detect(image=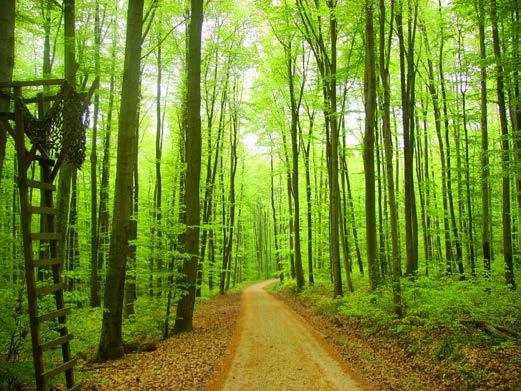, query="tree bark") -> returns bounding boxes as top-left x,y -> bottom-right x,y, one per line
287,42 -> 305,291
174,0 -> 204,332
490,0 -> 516,289
364,0 -> 380,290
56,0 -> 77,273
0,0 -> 15,180
379,0 -> 402,316
90,0 -> 101,307
97,0 -> 144,361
